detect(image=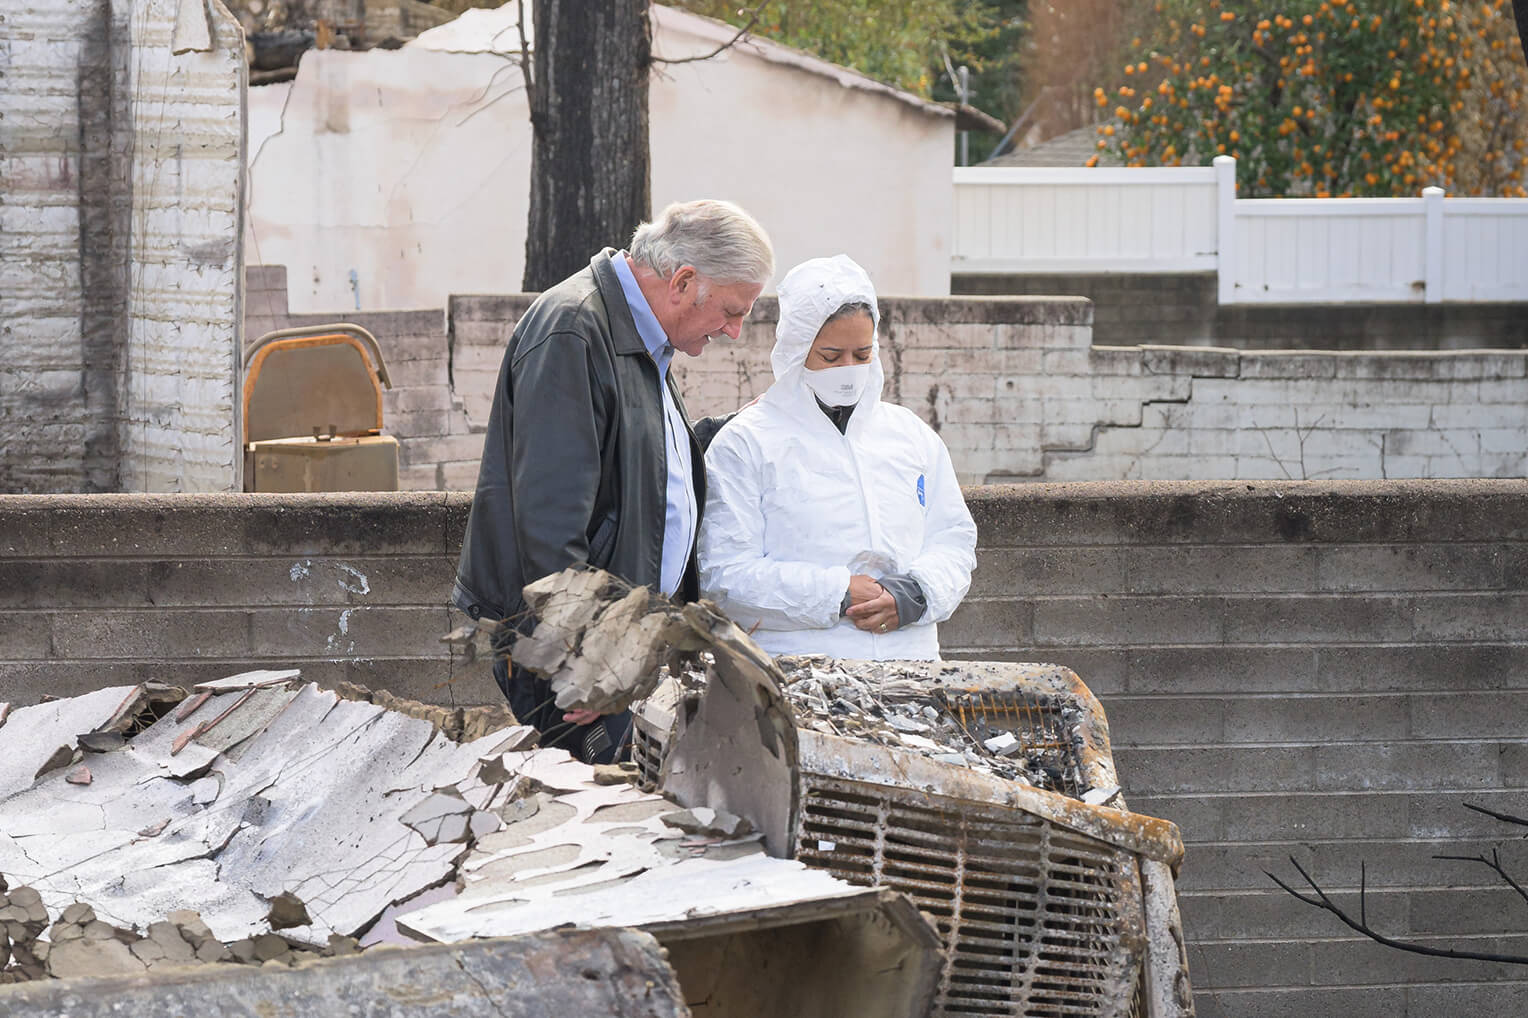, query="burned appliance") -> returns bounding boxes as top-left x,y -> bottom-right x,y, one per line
242,324 -> 398,492
634,658 -> 1193,1018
